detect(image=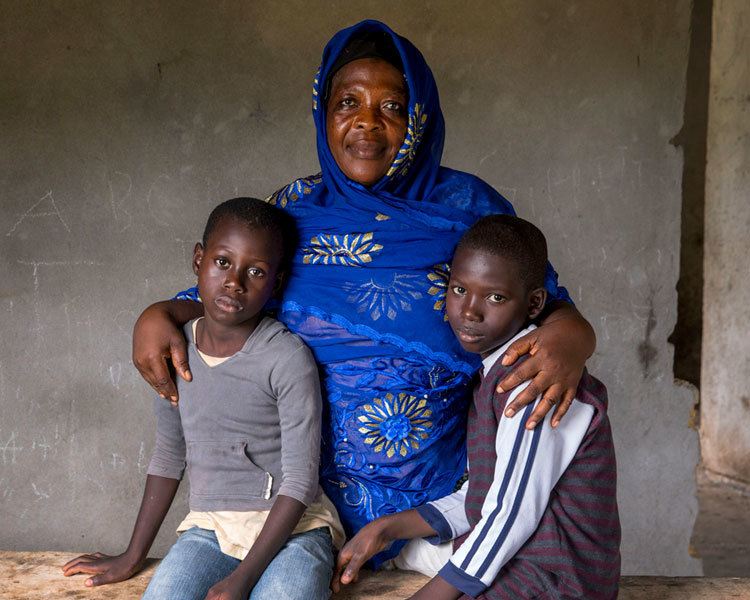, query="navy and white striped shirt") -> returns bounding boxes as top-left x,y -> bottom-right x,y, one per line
416,326 -> 620,598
